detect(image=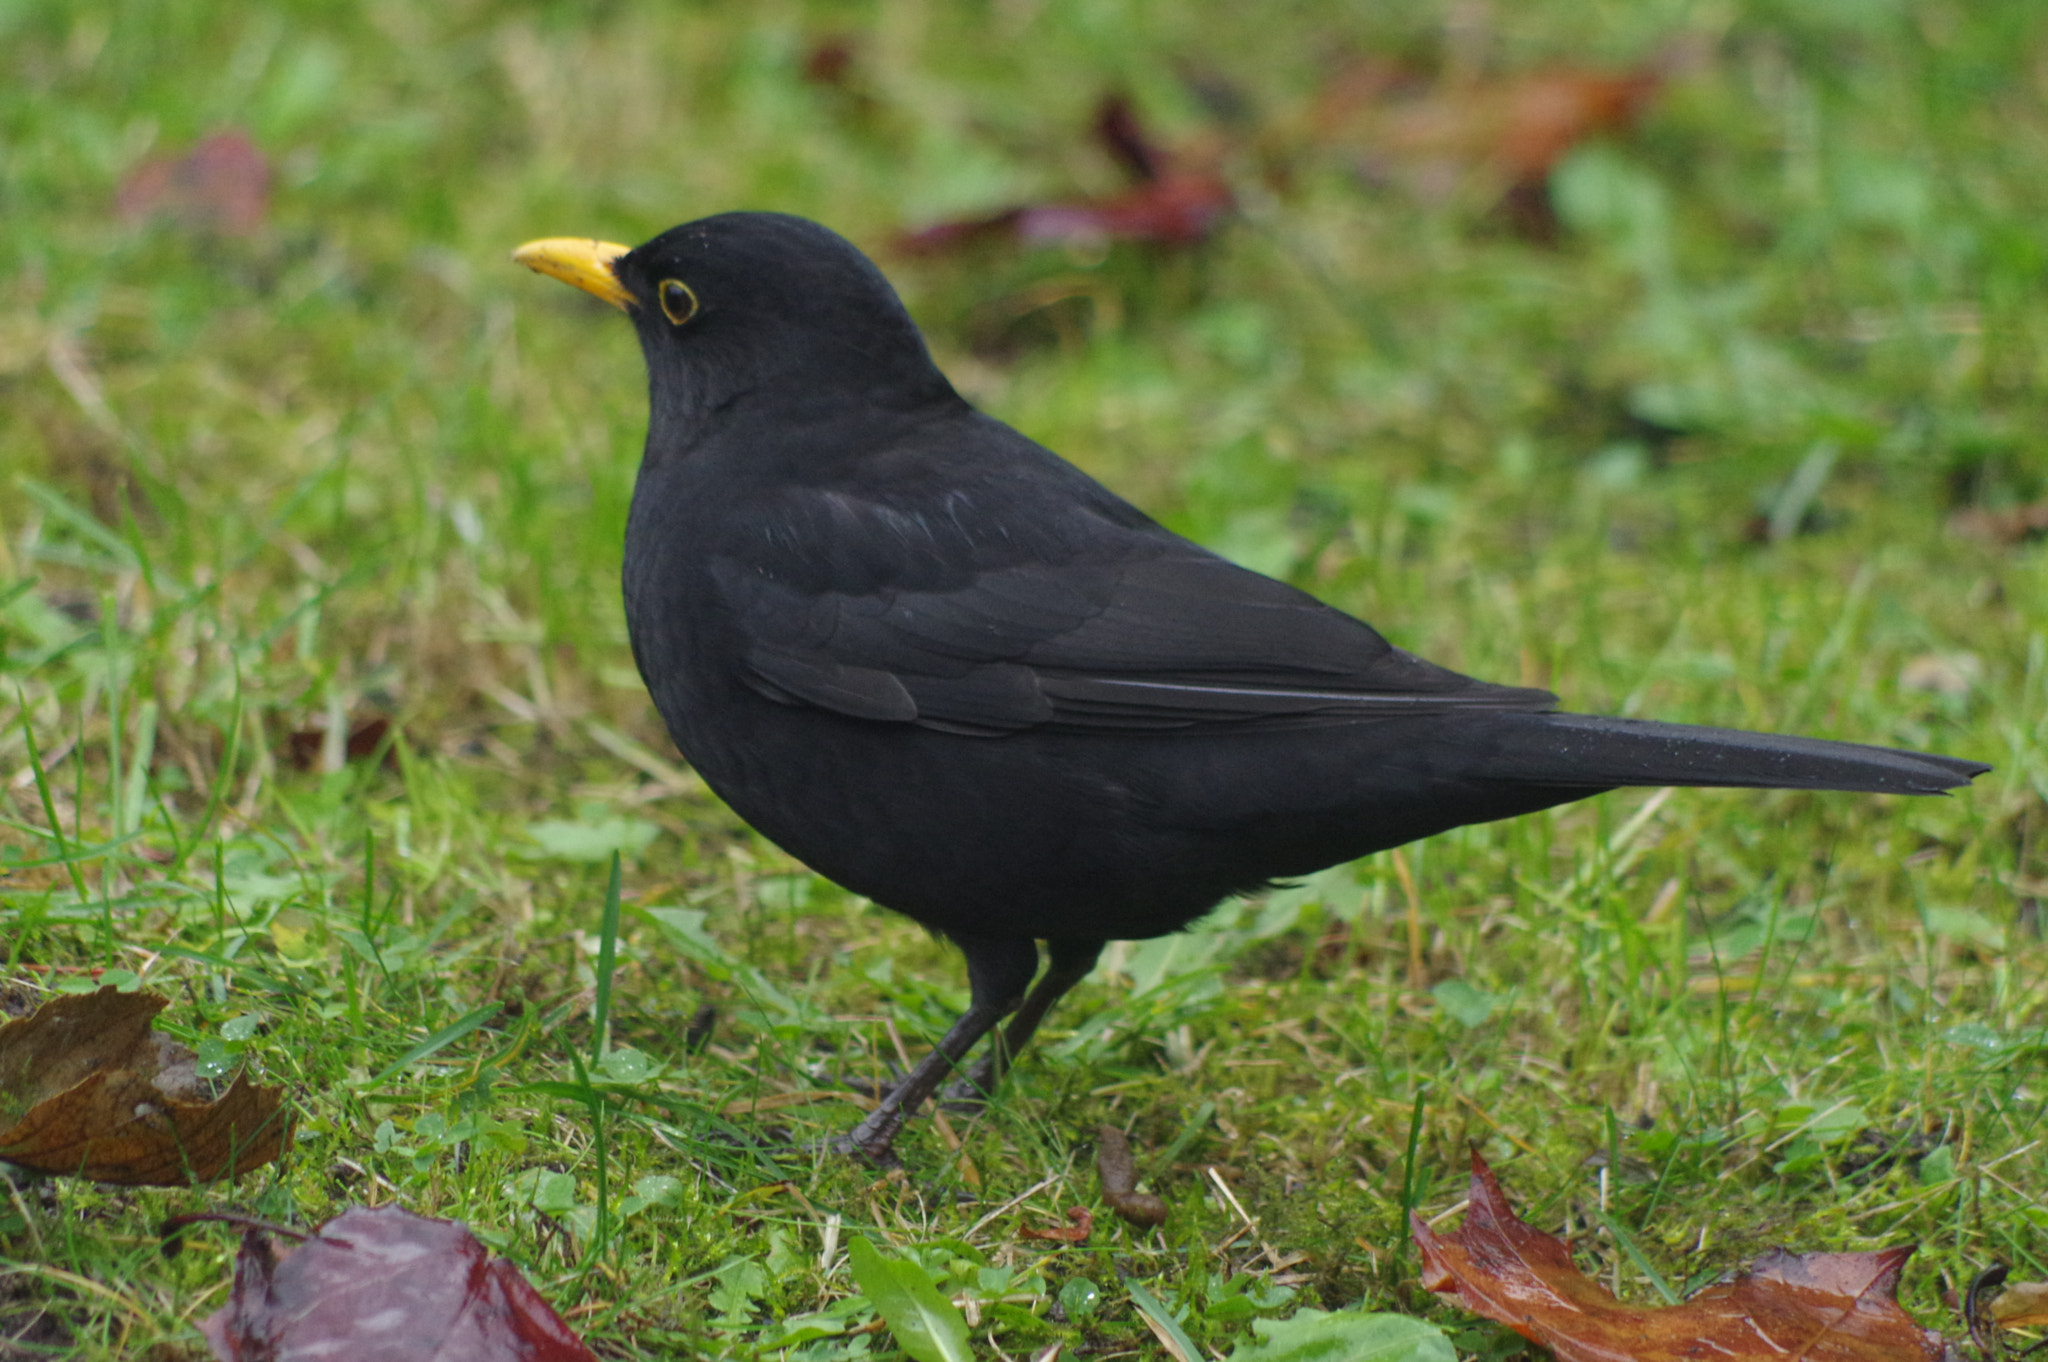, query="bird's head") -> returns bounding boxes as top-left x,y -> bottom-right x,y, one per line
513,213 -> 953,443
